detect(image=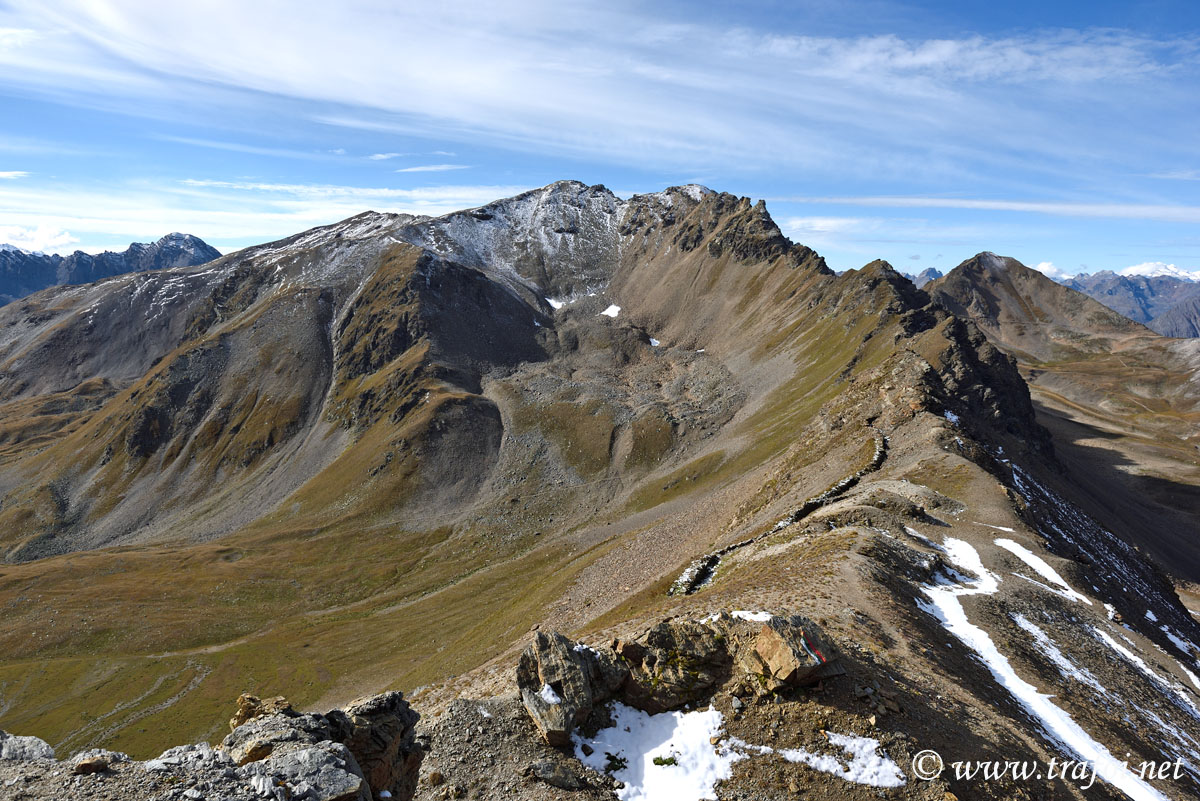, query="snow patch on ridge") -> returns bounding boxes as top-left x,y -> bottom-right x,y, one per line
995,538 -> 1091,605
778,733 -> 906,787
573,703 -> 737,801
574,702 -> 905,801
1011,614 -> 1107,695
918,536 -> 1169,801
